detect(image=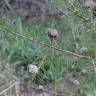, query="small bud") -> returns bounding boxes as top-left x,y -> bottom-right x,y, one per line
68,78 -> 80,86
79,47 -> 88,55
27,64 -> 38,74
48,28 -> 58,38
80,69 -> 88,75
84,0 -> 93,8
58,9 -> 65,18
38,85 -> 44,90
72,79 -> 80,86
